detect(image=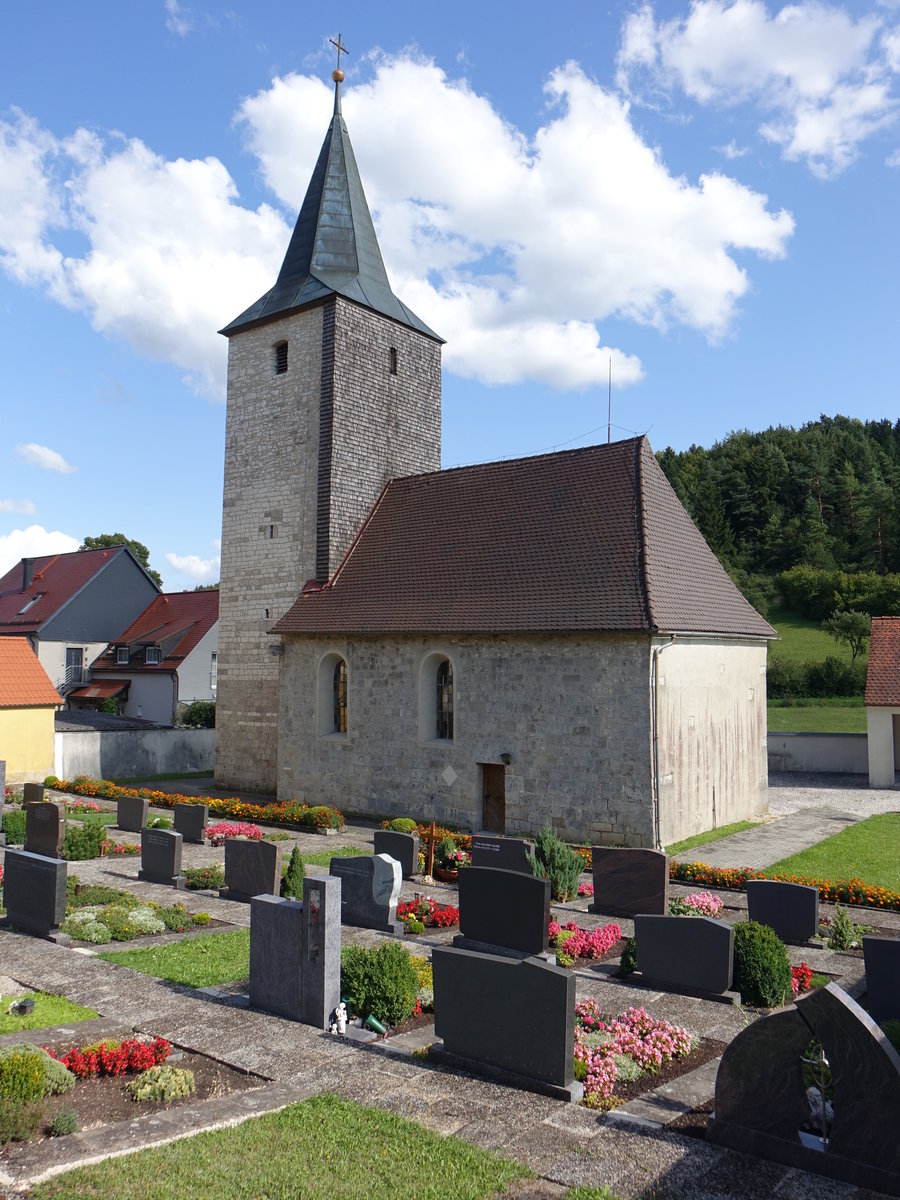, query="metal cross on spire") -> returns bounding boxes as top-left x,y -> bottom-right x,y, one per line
330,33 -> 349,74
